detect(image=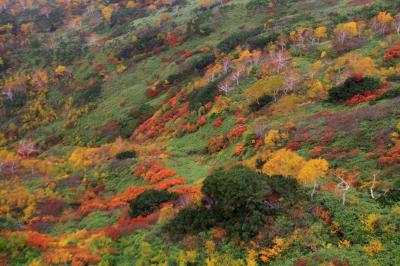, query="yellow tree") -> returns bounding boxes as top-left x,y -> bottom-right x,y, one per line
102,6 -> 113,23
334,21 -> 358,44
244,75 -> 285,103
314,26 -> 327,43
373,12 -> 393,34
262,149 -> 306,178
197,0 -> 214,9
298,158 -> 329,197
